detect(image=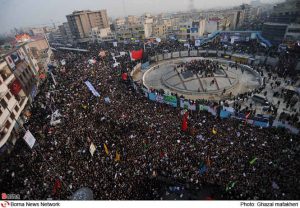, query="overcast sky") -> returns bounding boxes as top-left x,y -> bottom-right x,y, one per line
0,0 -> 282,34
